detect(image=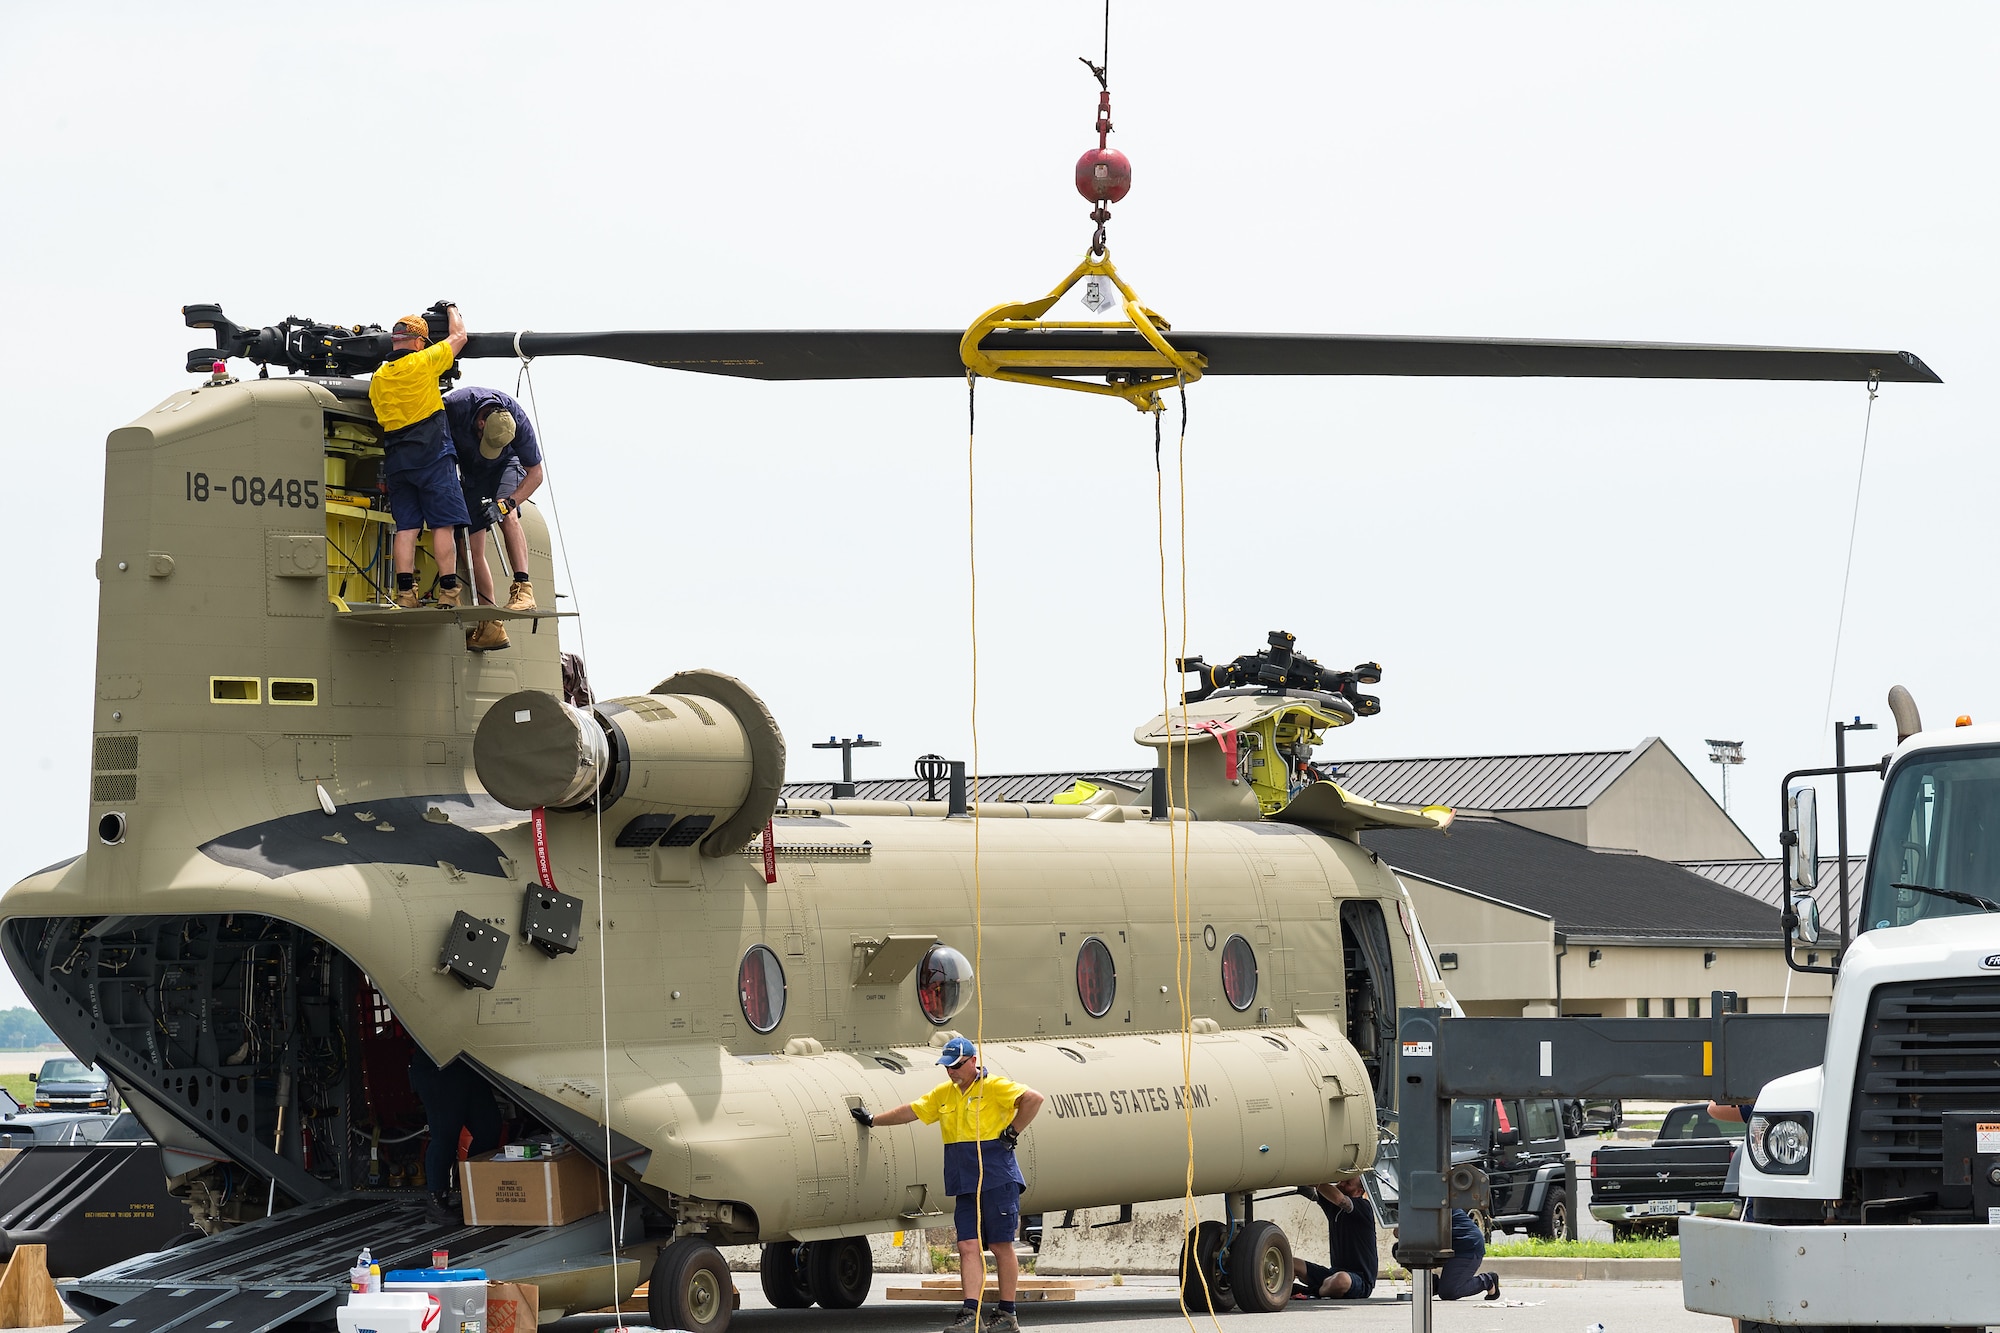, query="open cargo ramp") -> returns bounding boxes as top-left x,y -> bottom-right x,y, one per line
66,1194 -> 643,1331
